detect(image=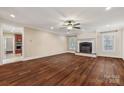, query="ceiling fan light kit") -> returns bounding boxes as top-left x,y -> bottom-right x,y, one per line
61,20 -> 81,31
67,25 -> 73,30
